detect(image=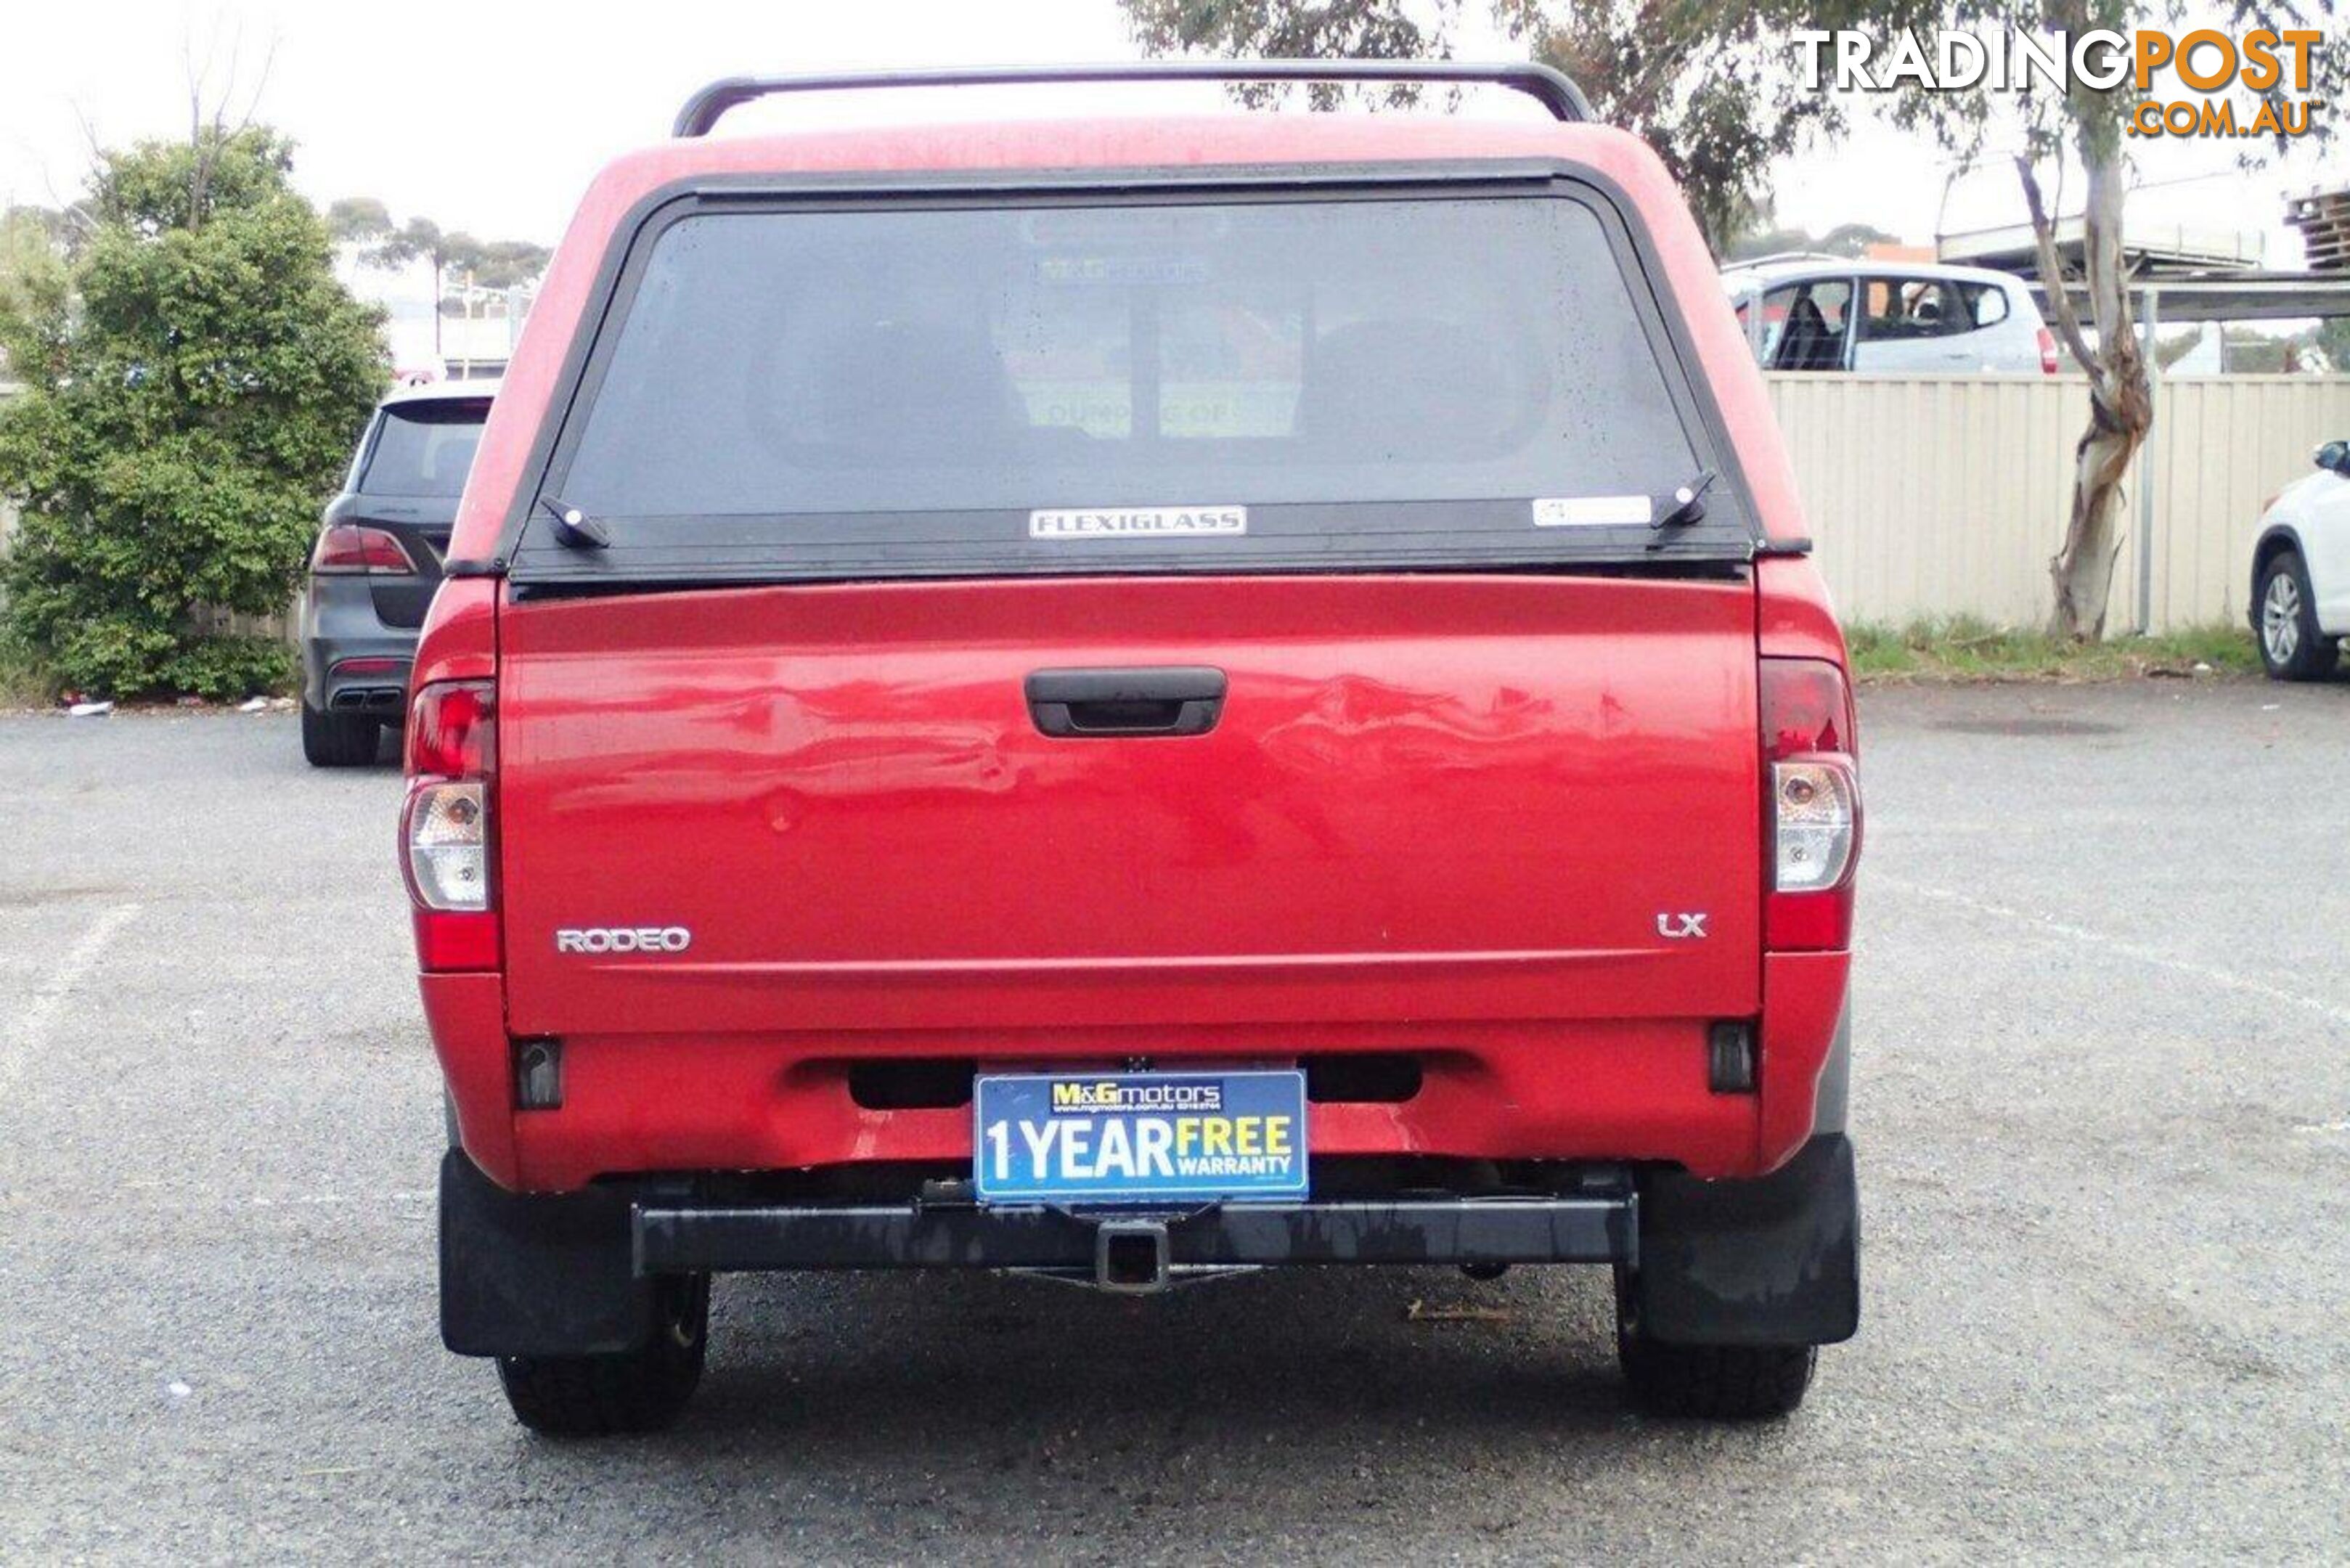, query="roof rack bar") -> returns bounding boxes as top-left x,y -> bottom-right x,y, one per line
672,60 -> 1594,139
1725,250 -> 1855,269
